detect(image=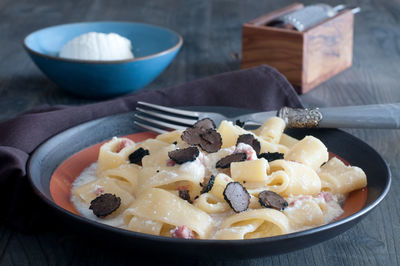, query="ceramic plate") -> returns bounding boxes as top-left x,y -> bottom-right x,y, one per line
27,106 -> 391,259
